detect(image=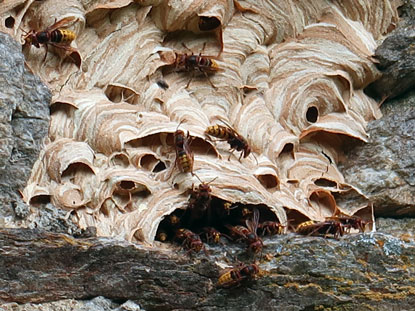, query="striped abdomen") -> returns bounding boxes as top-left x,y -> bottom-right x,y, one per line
296,220 -> 343,238
296,220 -> 317,234
50,29 -> 76,44
184,55 -> 220,72
217,270 -> 240,287
205,125 -> 230,139
177,150 -> 193,173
